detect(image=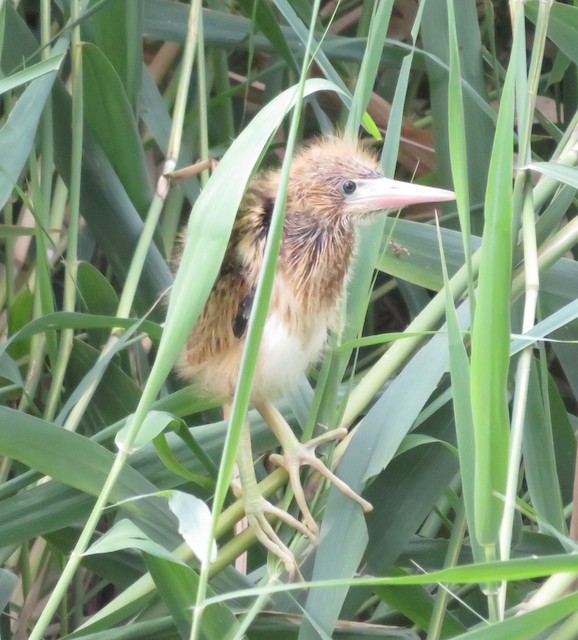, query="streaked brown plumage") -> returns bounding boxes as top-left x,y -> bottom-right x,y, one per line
179,138 -> 385,399
176,136 -> 455,572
